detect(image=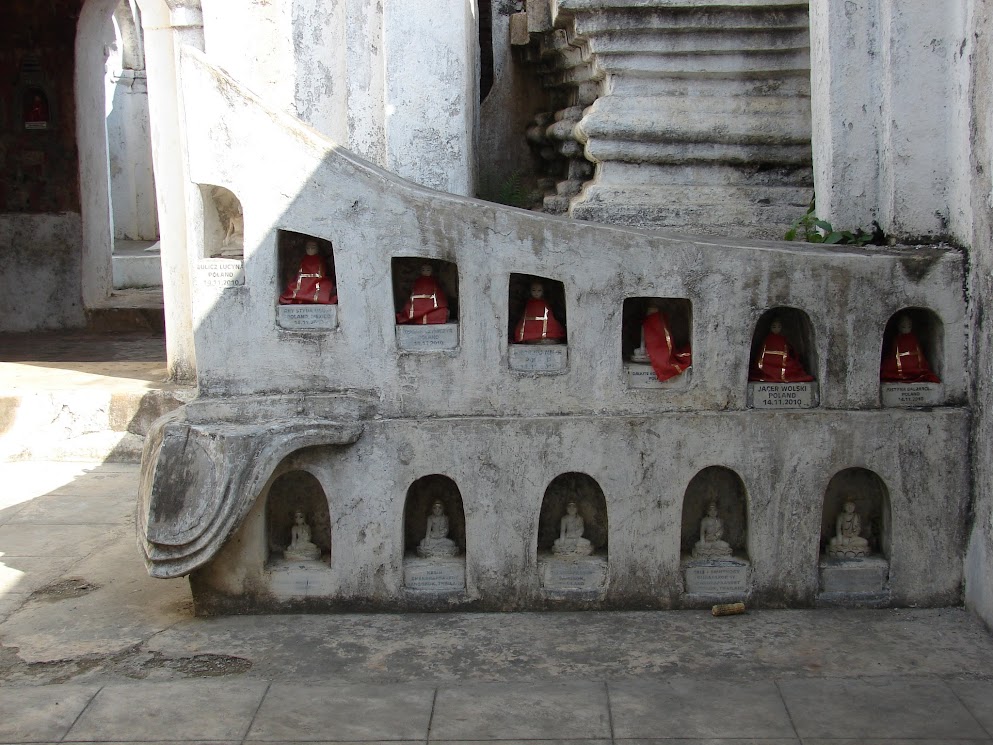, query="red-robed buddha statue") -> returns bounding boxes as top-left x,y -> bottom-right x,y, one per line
749,318 -> 814,382
880,315 -> 940,383
279,240 -> 337,304
396,264 -> 449,324
633,305 -> 691,381
513,281 -> 566,344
